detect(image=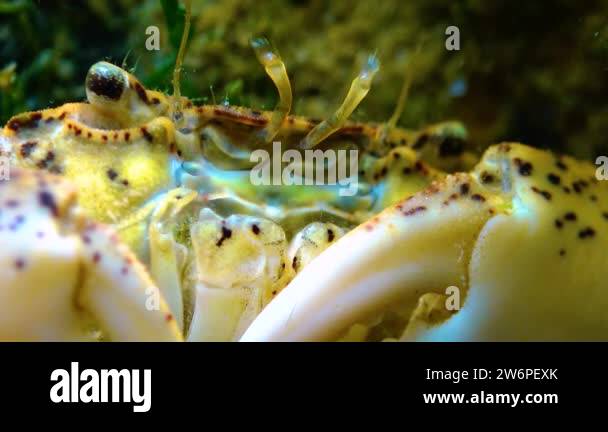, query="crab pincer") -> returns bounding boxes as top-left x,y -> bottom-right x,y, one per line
242,143 -> 608,341
0,168 -> 182,341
